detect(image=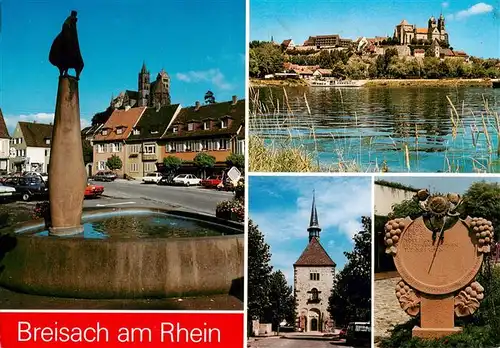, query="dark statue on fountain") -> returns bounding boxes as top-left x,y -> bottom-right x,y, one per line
49,10 -> 84,79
